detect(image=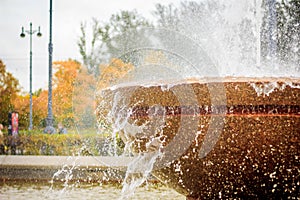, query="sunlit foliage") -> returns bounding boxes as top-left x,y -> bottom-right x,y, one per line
0,60 -> 20,127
